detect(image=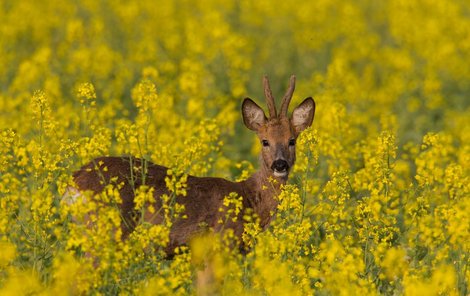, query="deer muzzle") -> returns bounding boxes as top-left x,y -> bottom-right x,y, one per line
271,159 -> 289,177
